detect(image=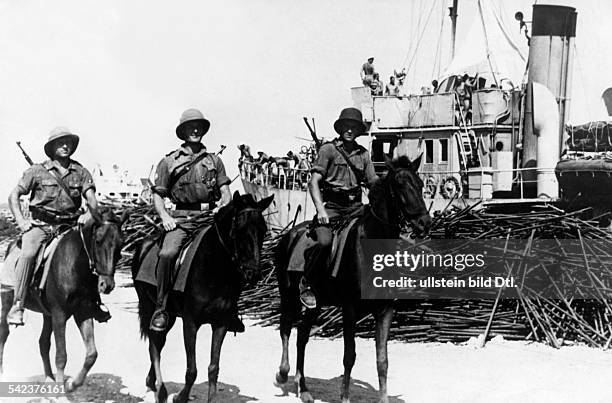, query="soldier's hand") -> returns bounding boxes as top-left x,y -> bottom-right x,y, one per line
78,210 -> 92,225
317,211 -> 330,225
161,215 -> 177,232
17,218 -> 32,232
